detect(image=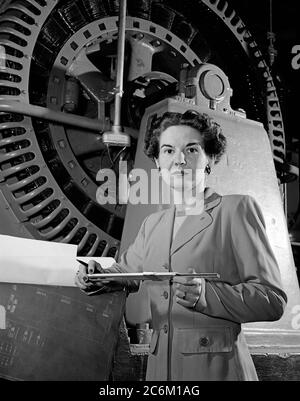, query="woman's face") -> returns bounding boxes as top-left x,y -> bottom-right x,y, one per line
156,124 -> 209,192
